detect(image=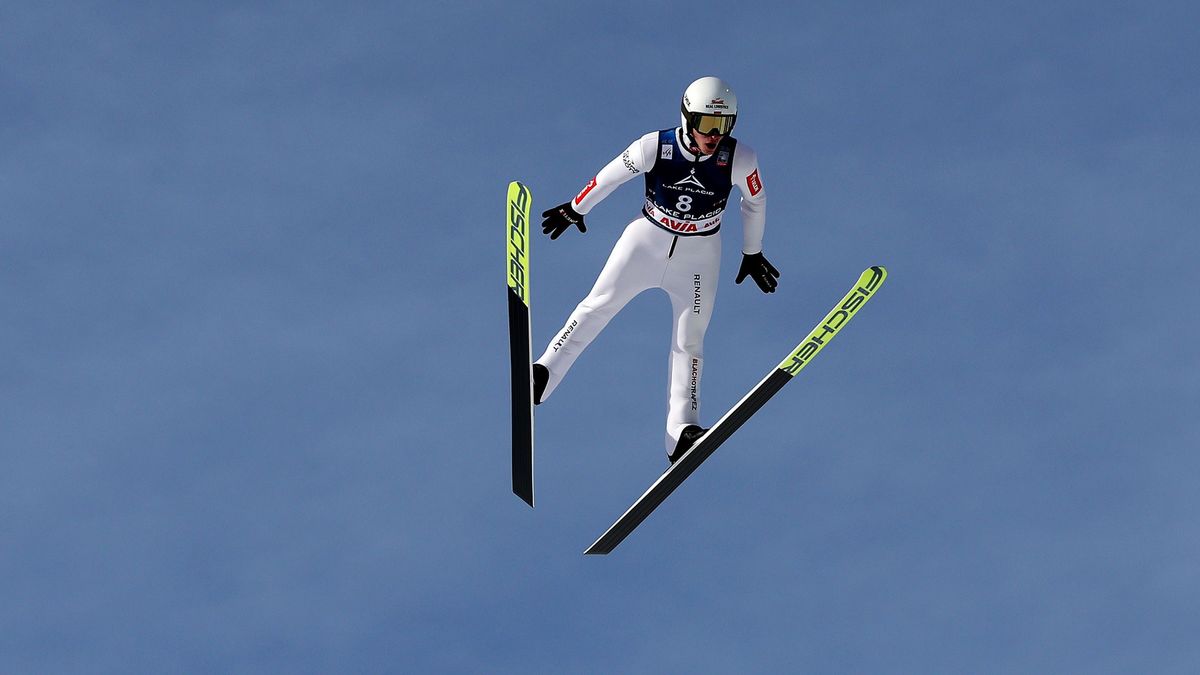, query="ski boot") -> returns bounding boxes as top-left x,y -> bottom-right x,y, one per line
533,363 -> 548,405
668,425 -> 709,464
